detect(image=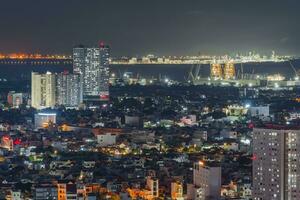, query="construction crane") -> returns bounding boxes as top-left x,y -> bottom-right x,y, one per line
289,60 -> 300,80
187,64 -> 201,84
